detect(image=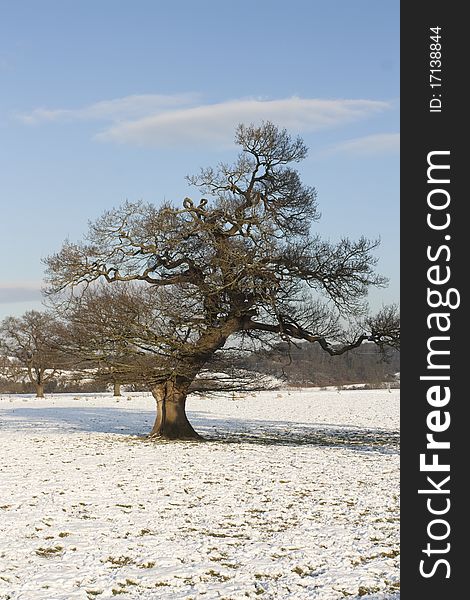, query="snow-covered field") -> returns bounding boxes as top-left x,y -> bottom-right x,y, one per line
0,389 -> 399,600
